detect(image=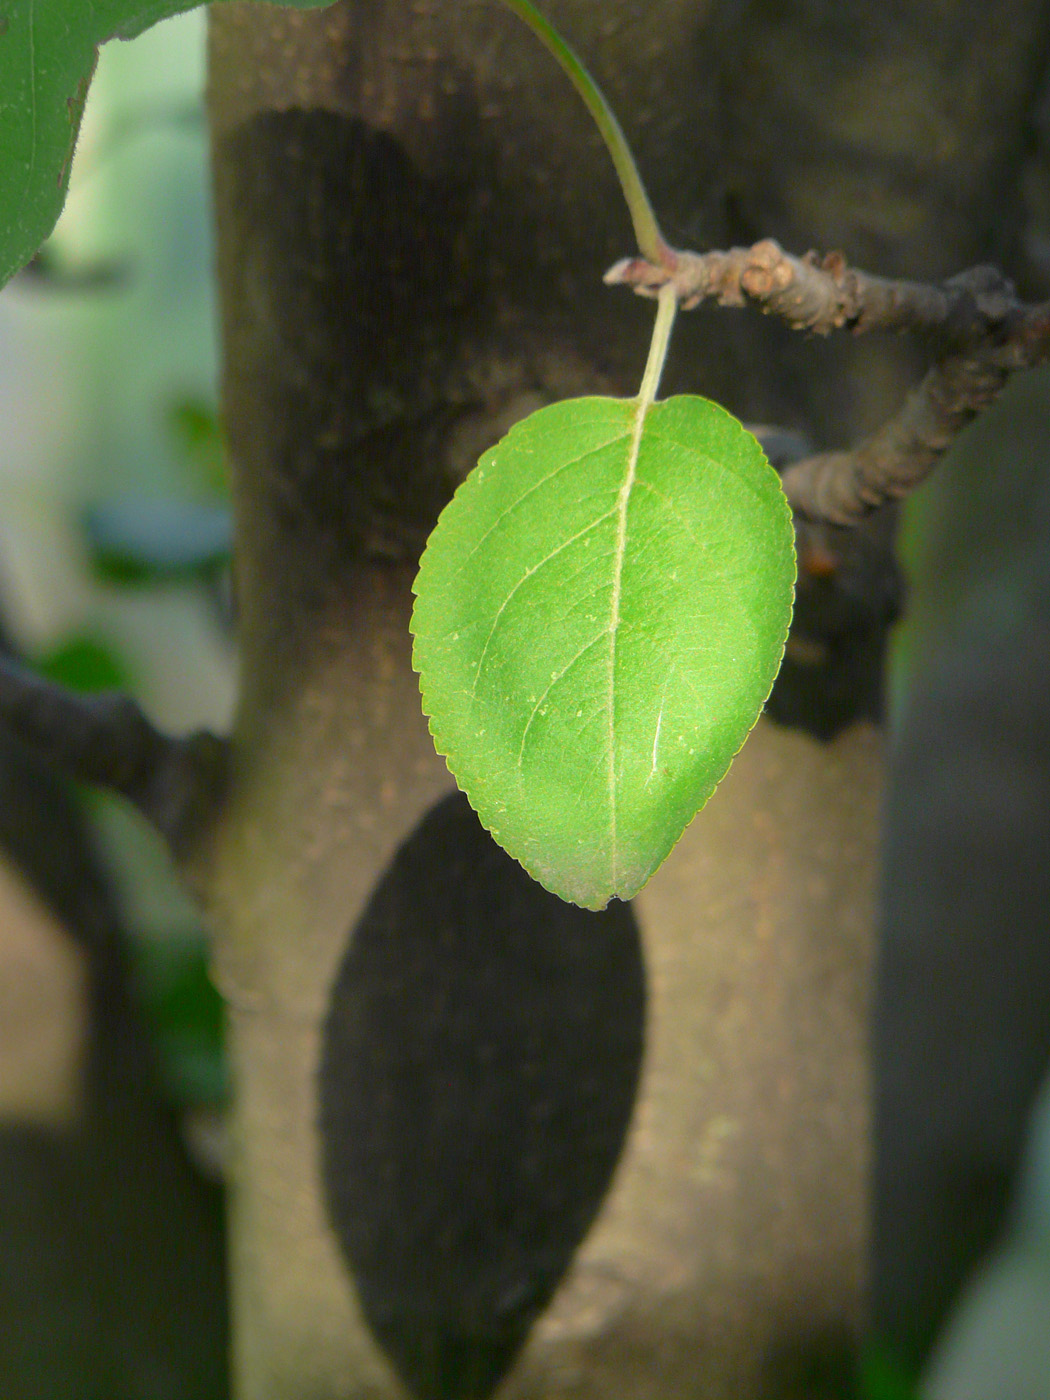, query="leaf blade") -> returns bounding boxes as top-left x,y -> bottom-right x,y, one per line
412,395 -> 796,909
